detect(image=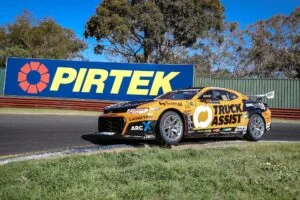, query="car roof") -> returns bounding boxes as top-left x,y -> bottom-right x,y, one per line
175,87 -> 241,96
173,87 -> 204,92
